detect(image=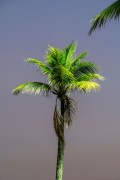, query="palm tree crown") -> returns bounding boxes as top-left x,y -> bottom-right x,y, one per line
89,0 -> 120,35
12,41 -> 104,142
